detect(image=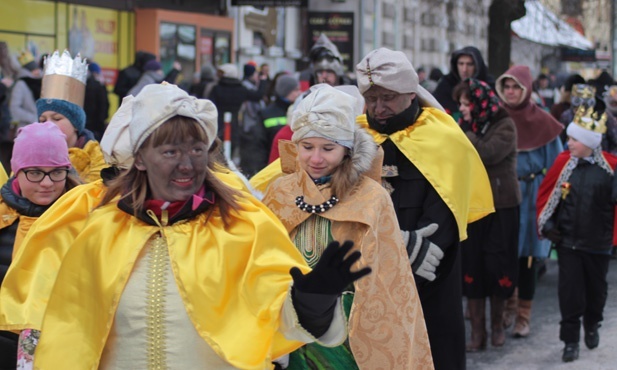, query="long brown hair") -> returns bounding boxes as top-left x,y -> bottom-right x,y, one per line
99,116 -> 241,226
329,150 -> 355,199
